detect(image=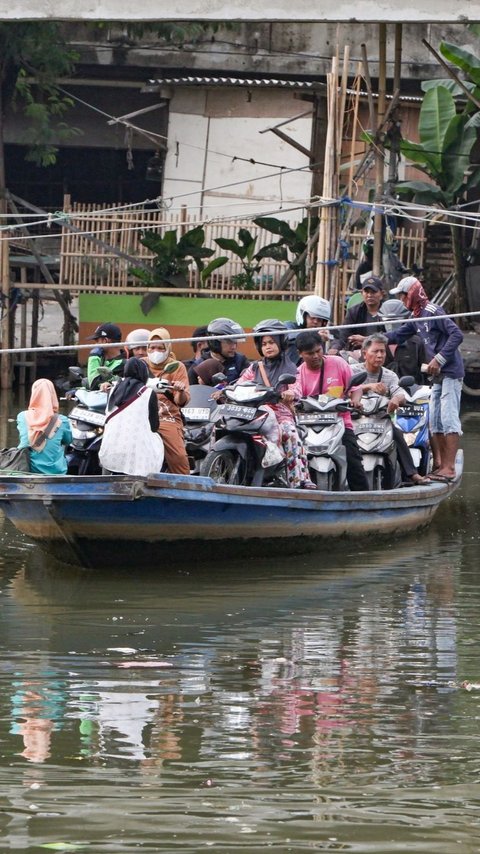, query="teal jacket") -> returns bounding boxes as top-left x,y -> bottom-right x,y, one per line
17,412 -> 72,475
